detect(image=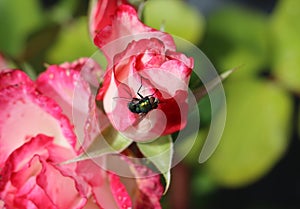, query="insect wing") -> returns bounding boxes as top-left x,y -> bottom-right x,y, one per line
131,98 -> 140,104
112,97 -> 132,102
